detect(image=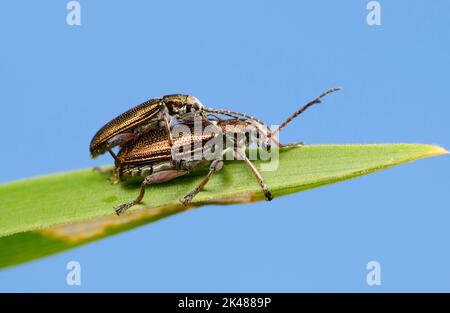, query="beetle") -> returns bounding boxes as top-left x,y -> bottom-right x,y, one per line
89,94 -> 206,159
112,117 -> 271,215
110,87 -> 341,215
